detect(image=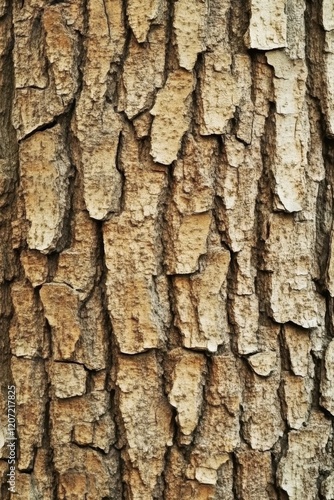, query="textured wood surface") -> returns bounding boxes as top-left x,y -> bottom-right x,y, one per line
1,0 -> 334,498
